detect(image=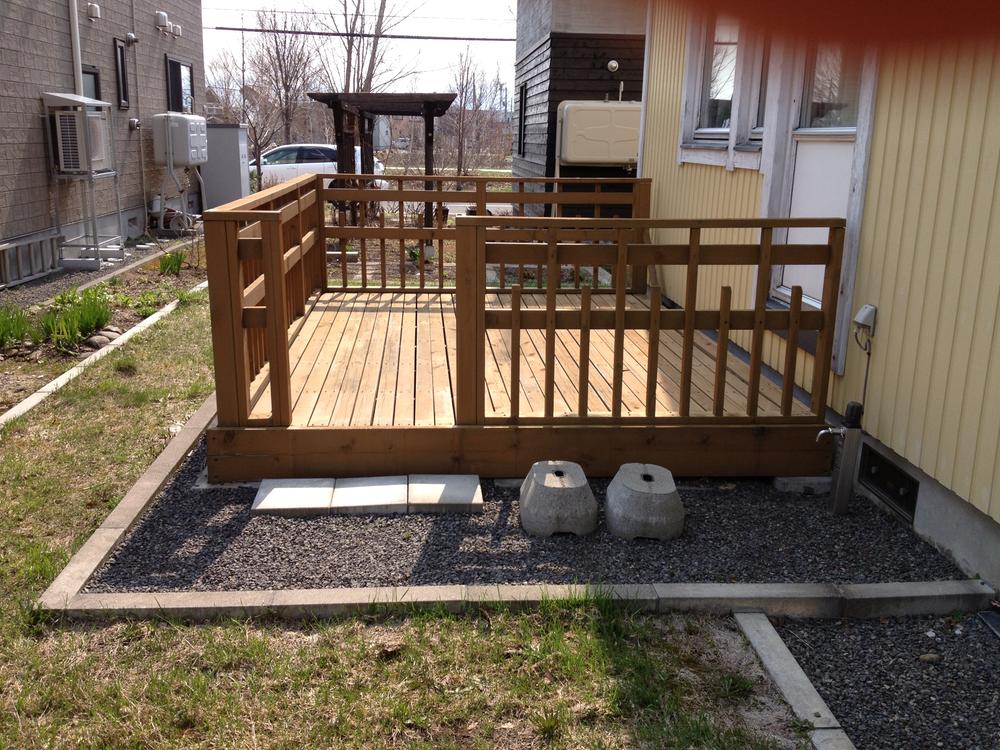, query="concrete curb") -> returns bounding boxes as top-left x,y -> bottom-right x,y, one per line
43,578 -> 995,622
736,612 -> 857,750
0,280 -> 208,429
